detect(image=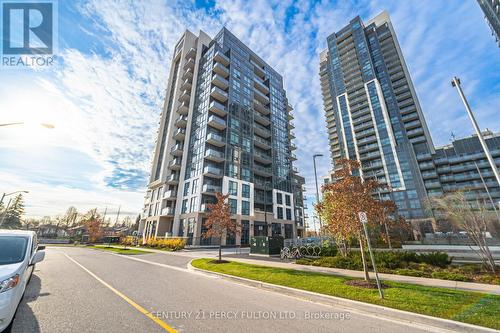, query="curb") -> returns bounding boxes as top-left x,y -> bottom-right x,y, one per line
187,259 -> 499,333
